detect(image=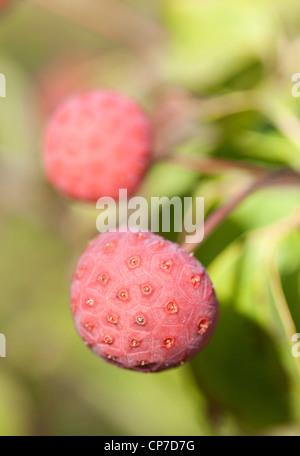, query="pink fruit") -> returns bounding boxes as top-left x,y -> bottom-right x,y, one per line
0,0 -> 9,10
43,90 -> 152,202
71,231 -> 219,373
